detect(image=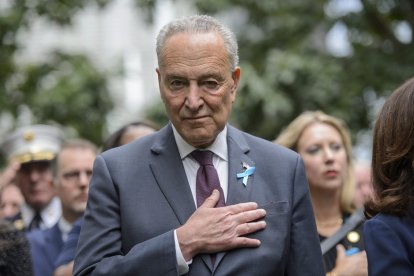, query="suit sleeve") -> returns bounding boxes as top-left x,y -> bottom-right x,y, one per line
364,218 -> 414,275
287,157 -> 325,275
73,155 -> 179,276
